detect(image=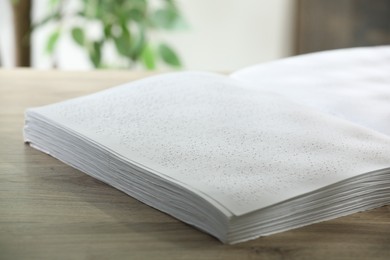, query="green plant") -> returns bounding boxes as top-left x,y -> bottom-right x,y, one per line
34,0 -> 187,69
